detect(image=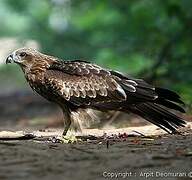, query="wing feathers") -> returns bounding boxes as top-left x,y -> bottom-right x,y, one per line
49,61 -> 111,76
47,61 -> 185,116
45,70 -> 127,106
